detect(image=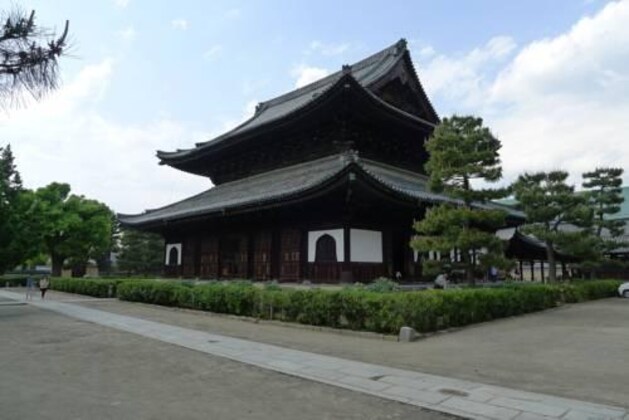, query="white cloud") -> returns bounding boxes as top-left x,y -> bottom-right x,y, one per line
171,18 -> 188,30
203,45 -> 223,60
0,60 -> 209,214
113,0 -> 130,9
291,65 -> 330,88
117,26 -> 136,42
418,36 -> 516,107
308,40 -> 350,56
224,8 -> 241,19
417,0 -> 629,187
